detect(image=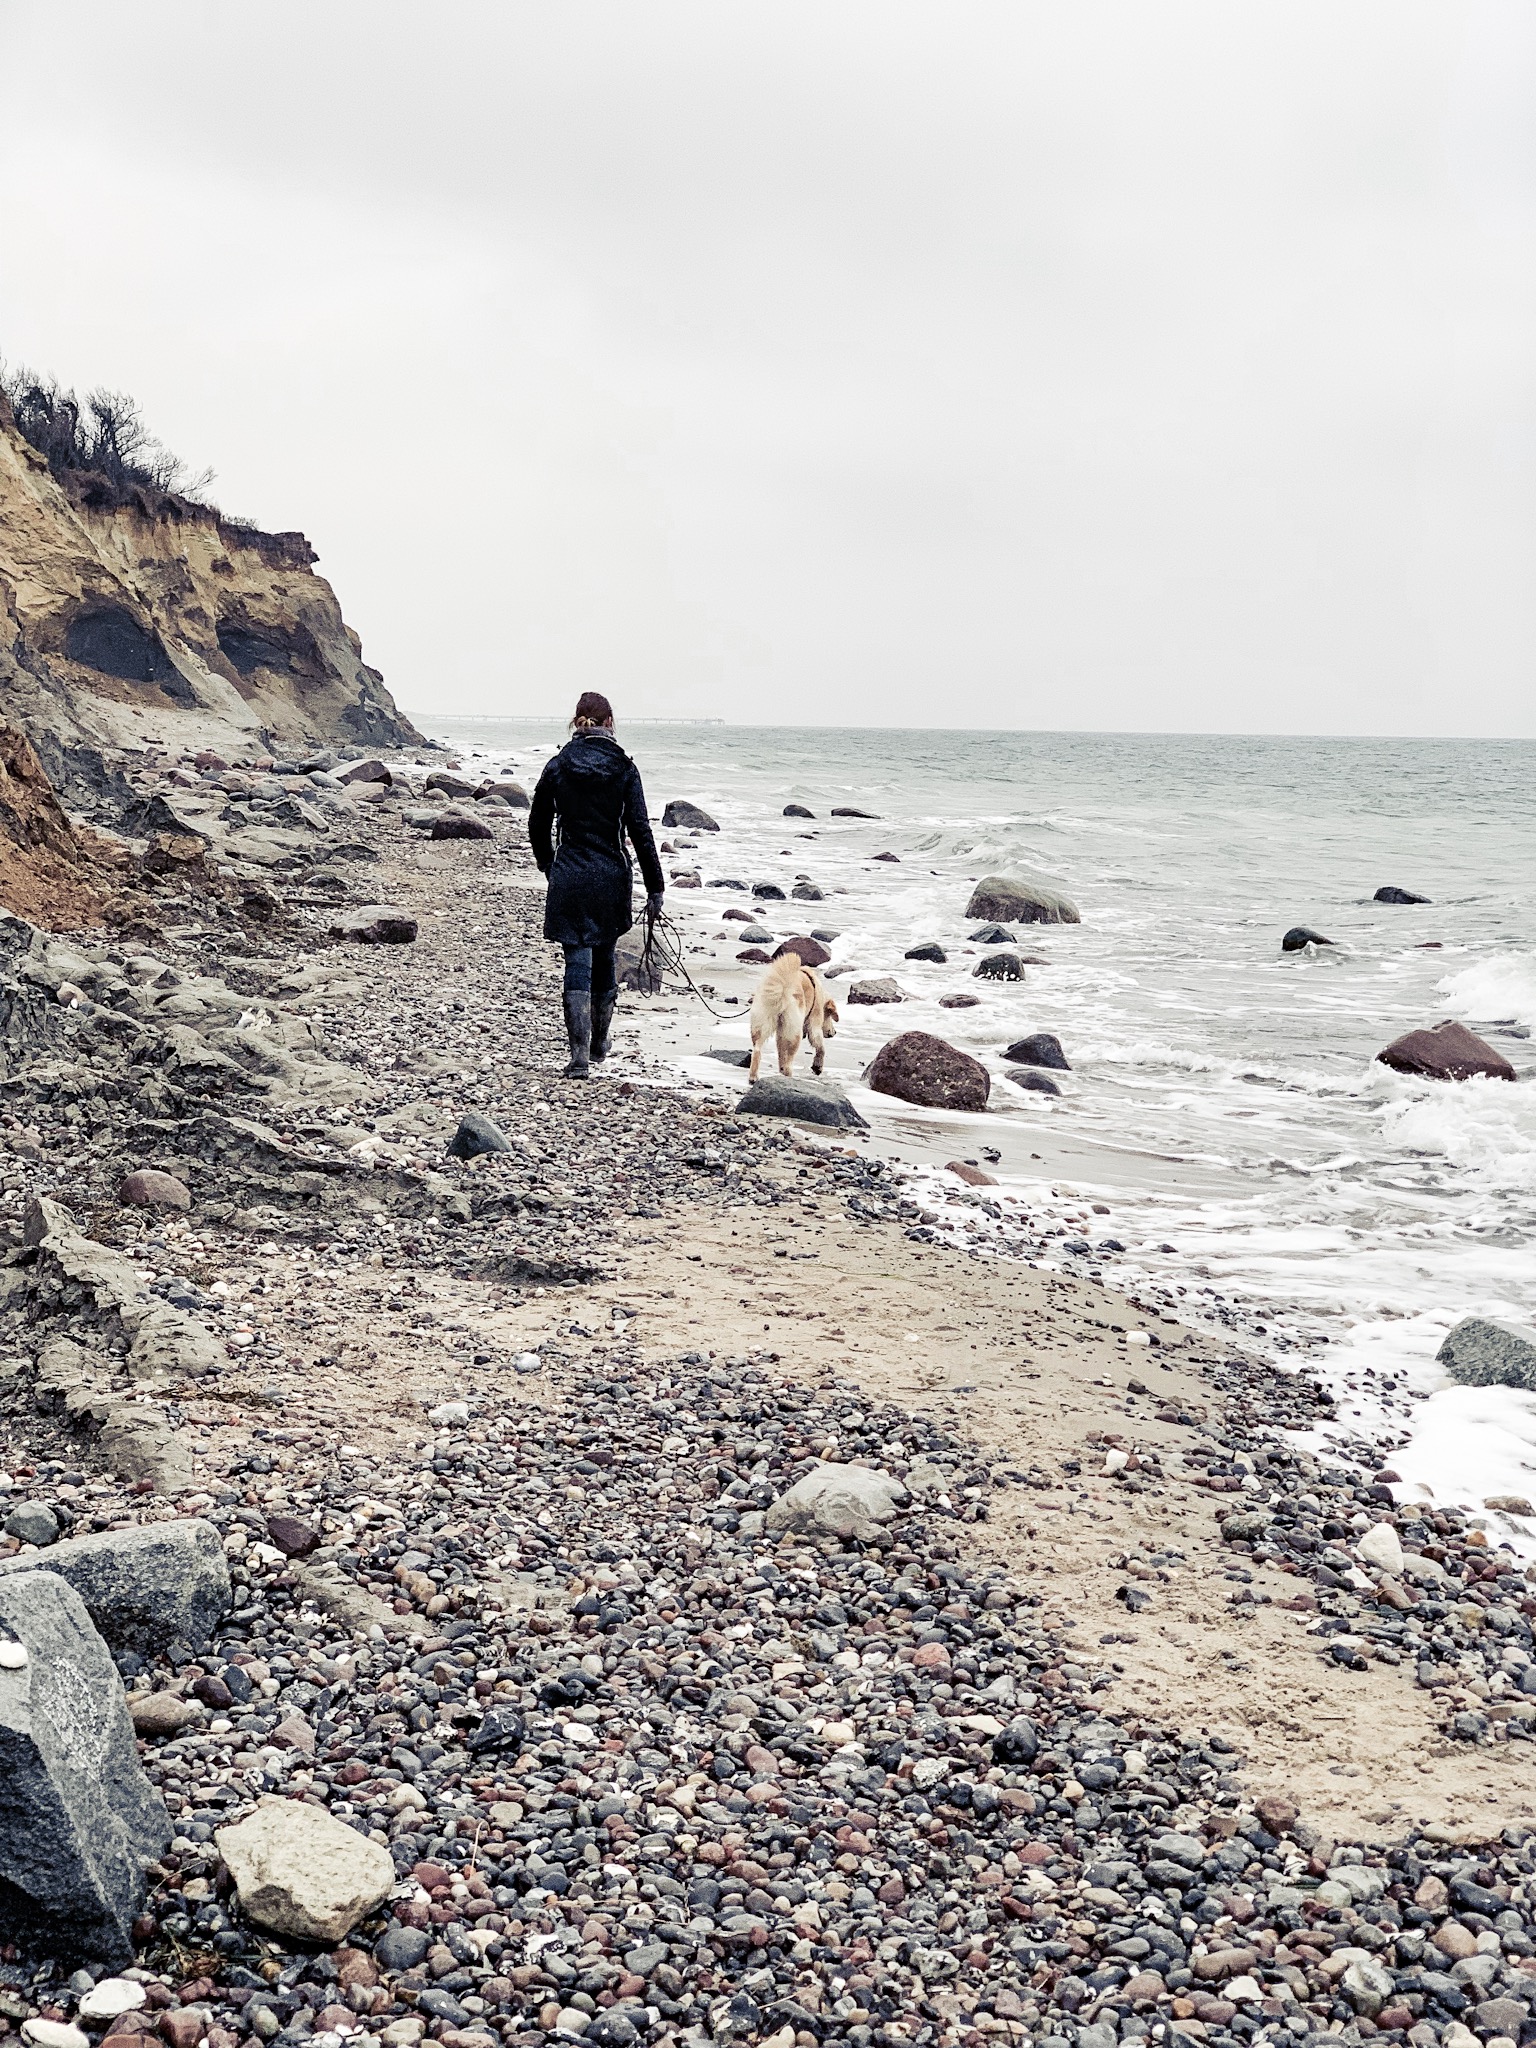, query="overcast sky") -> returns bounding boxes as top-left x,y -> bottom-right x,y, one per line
1,3 -> 1532,735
